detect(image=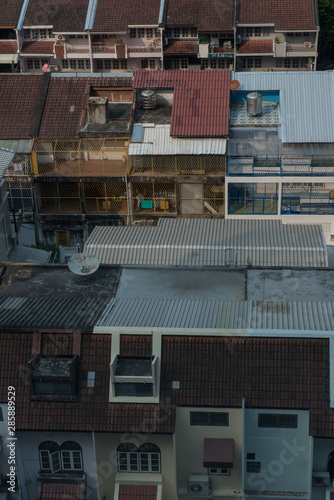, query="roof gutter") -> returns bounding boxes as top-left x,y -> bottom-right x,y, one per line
16,0 -> 30,30
29,72 -> 51,138
158,0 -> 167,27
85,0 -> 99,31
